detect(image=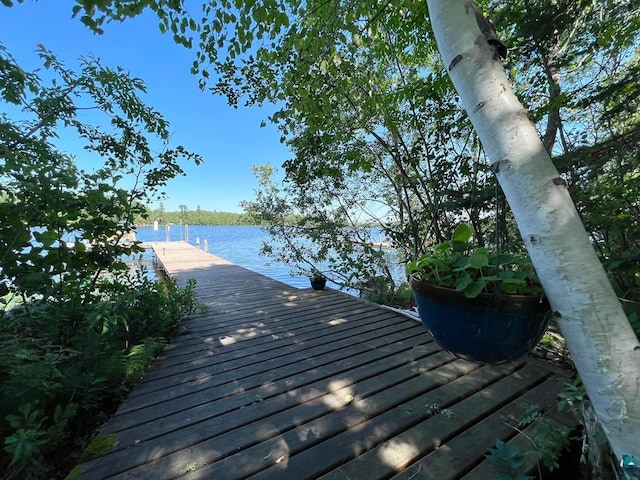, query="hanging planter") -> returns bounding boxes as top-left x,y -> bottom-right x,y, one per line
310,276 -> 327,290
407,224 -> 551,364
409,276 -> 550,363
309,268 -> 327,290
